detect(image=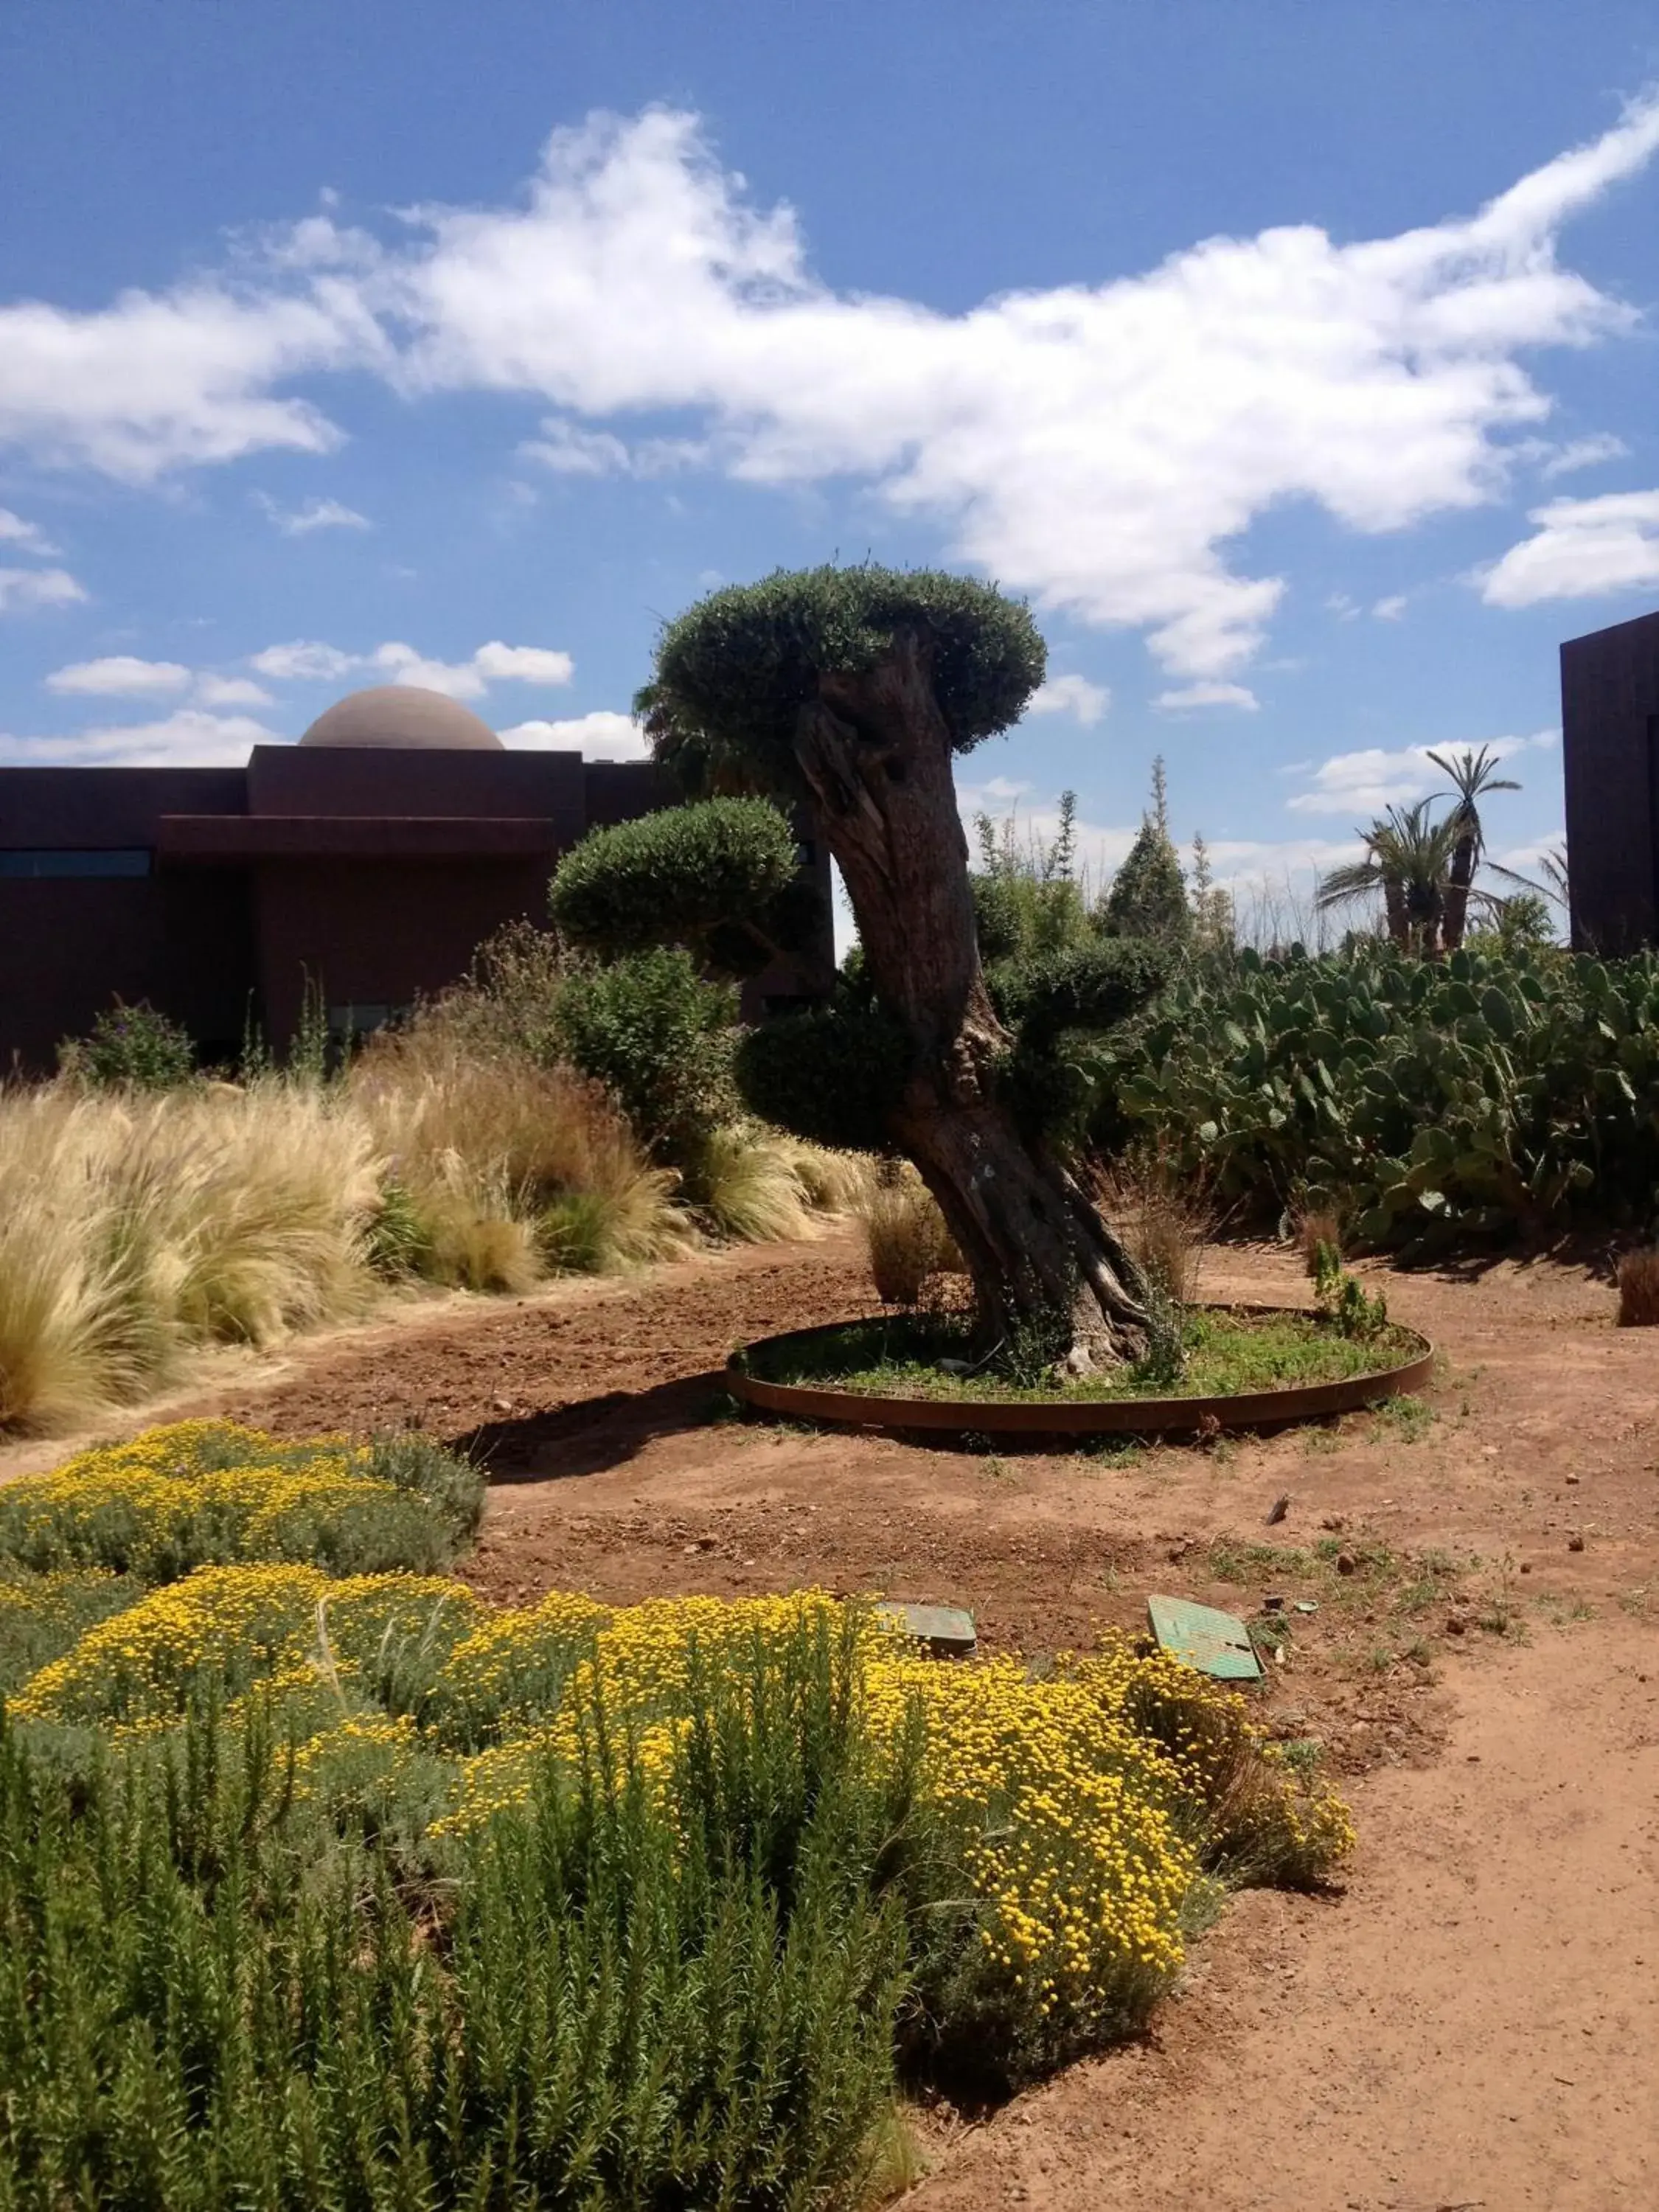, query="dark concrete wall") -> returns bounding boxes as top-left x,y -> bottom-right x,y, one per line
1561,609 -> 1659,953
0,768 -> 256,1069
